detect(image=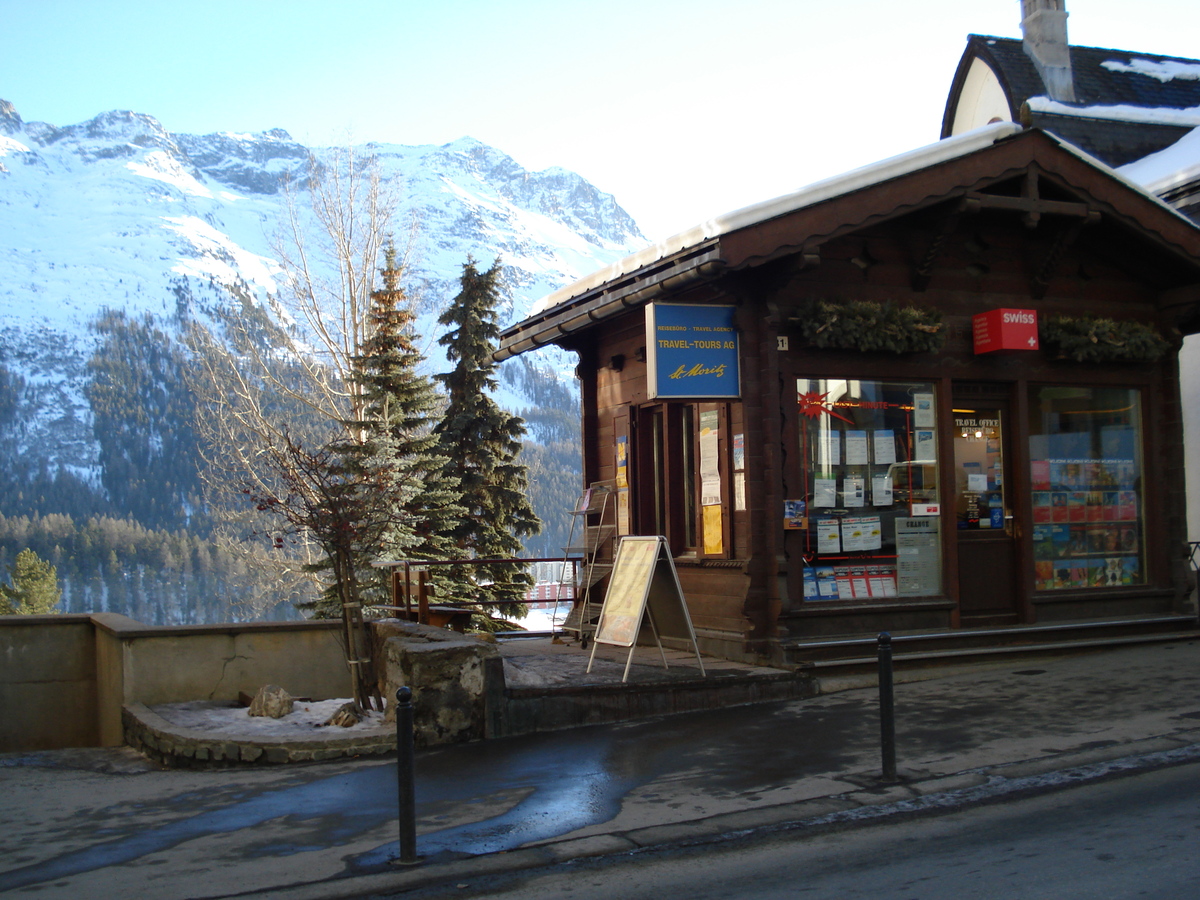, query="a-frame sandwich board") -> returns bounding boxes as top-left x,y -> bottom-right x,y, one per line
586,535 -> 706,682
